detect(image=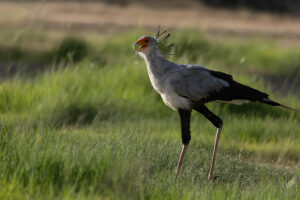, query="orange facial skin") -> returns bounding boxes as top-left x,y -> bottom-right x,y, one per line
136,37 -> 151,51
